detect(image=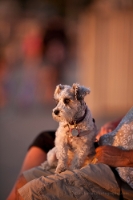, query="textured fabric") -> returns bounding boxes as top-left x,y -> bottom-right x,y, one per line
23,165 -> 55,182
19,164 -> 122,200
100,107 -> 133,189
